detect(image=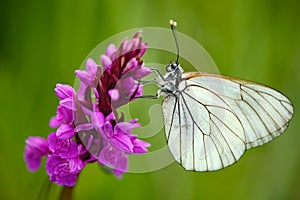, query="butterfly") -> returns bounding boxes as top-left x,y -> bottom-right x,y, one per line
152,20 -> 294,171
